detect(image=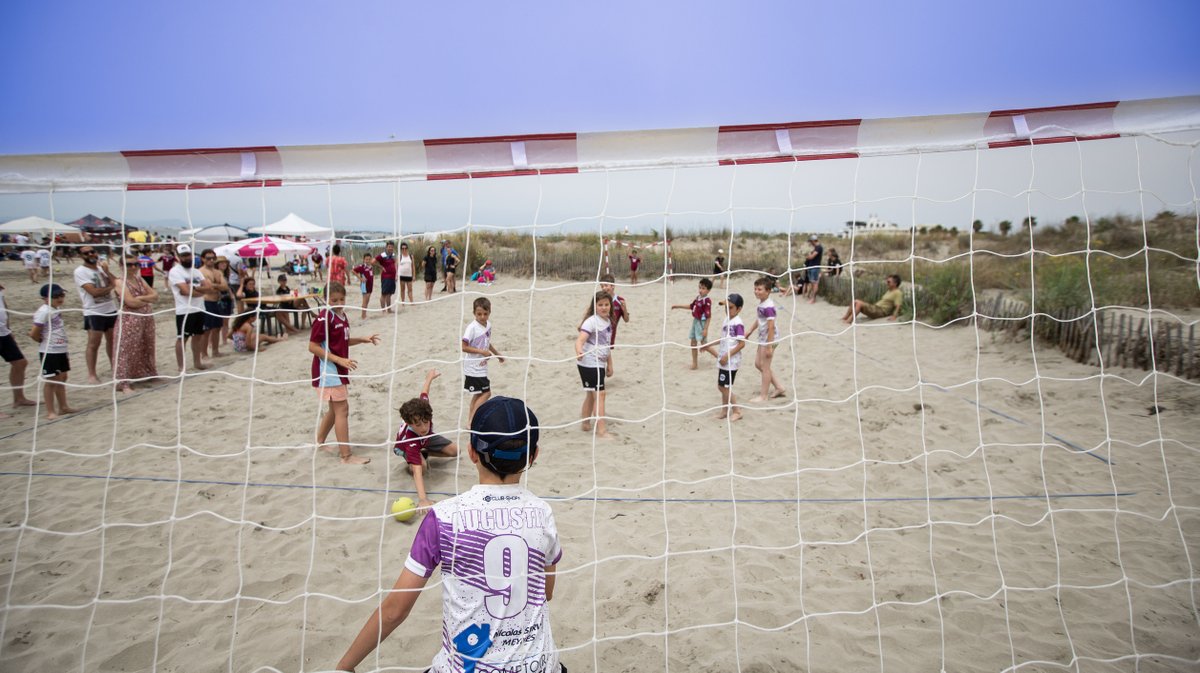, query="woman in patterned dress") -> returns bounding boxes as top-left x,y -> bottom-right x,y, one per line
113,253 -> 159,392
